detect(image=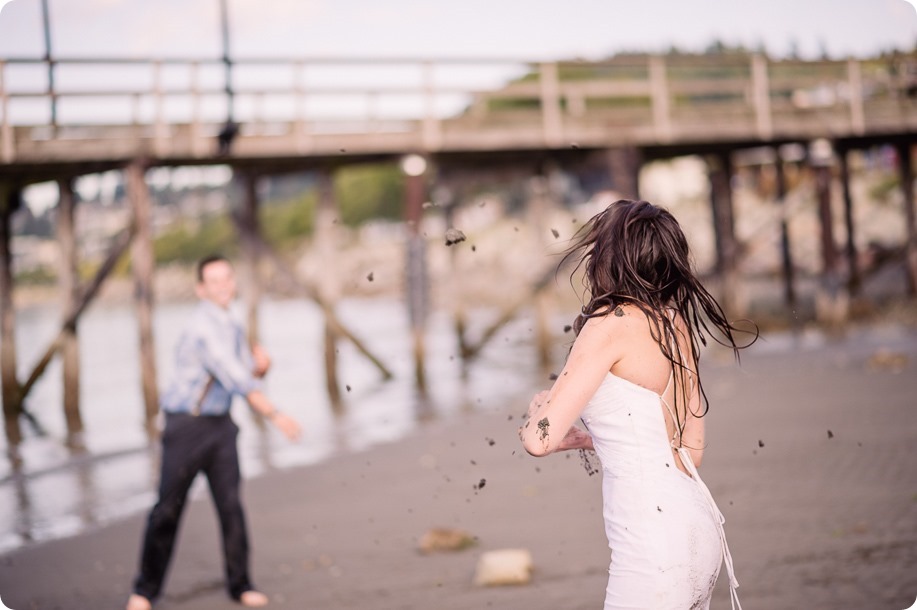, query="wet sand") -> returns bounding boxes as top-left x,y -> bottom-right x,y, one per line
1,325 -> 916,610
